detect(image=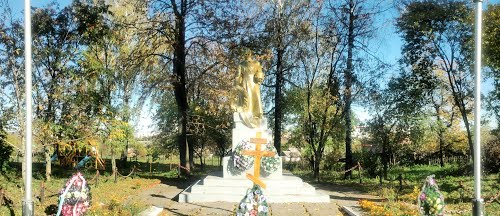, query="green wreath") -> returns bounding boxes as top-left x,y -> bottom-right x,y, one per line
261,143 -> 280,174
